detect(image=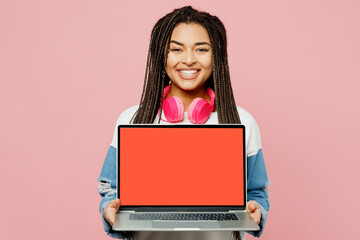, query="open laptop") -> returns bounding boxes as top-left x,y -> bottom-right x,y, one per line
113,124 -> 259,231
